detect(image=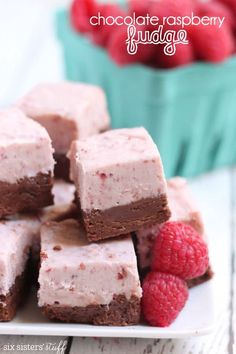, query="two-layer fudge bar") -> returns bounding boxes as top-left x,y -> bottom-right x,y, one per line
69,127 -> 171,242
32,181 -> 77,277
0,216 -> 41,321
0,108 -> 54,218
17,82 -> 110,180
136,177 -> 213,286
38,219 -> 142,325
